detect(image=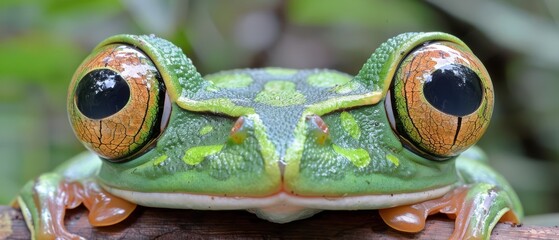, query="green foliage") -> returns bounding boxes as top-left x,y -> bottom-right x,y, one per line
288,0 -> 436,28
0,36 -> 82,86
